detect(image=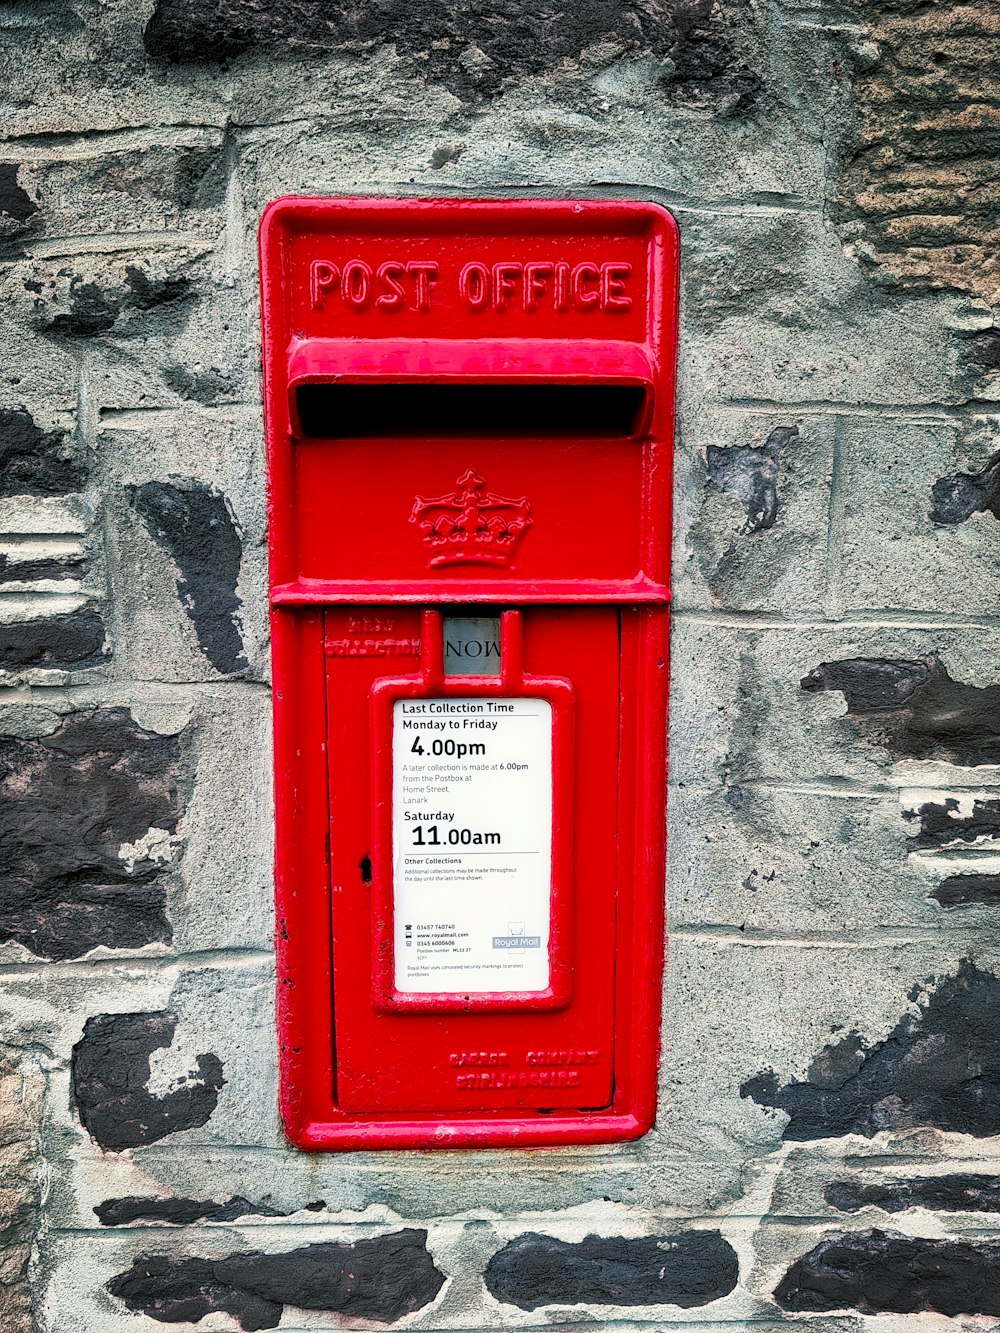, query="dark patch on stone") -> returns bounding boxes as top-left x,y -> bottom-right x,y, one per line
665,17 -> 762,116
801,655 -> 1000,766
930,453 -> 1000,525
130,478 -> 246,674
96,1196 -> 286,1226
706,425 -> 797,533
742,959 -> 1000,1139
933,875 -> 1000,908
45,278 -> 118,337
34,267 -> 192,339
123,266 -> 191,310
107,1228 -> 445,1329
430,145 -> 464,169
97,1195 -> 326,1225
0,707 -> 186,960
906,795 -> 1000,849
144,0 -> 758,110
171,146 -> 229,209
484,1230 -> 739,1311
72,1011 -> 224,1150
0,408 -> 84,497
163,362 -> 235,406
0,165 -> 38,223
0,554 -> 86,583
776,1229 -> 1000,1316
0,609 -> 106,671
802,656 -> 934,713
969,329 -> 1000,371
827,1173 -> 1000,1214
